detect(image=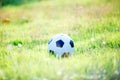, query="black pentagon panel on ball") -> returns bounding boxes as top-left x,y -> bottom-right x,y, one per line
70,40 -> 74,48
48,39 -> 53,44
56,40 -> 64,48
